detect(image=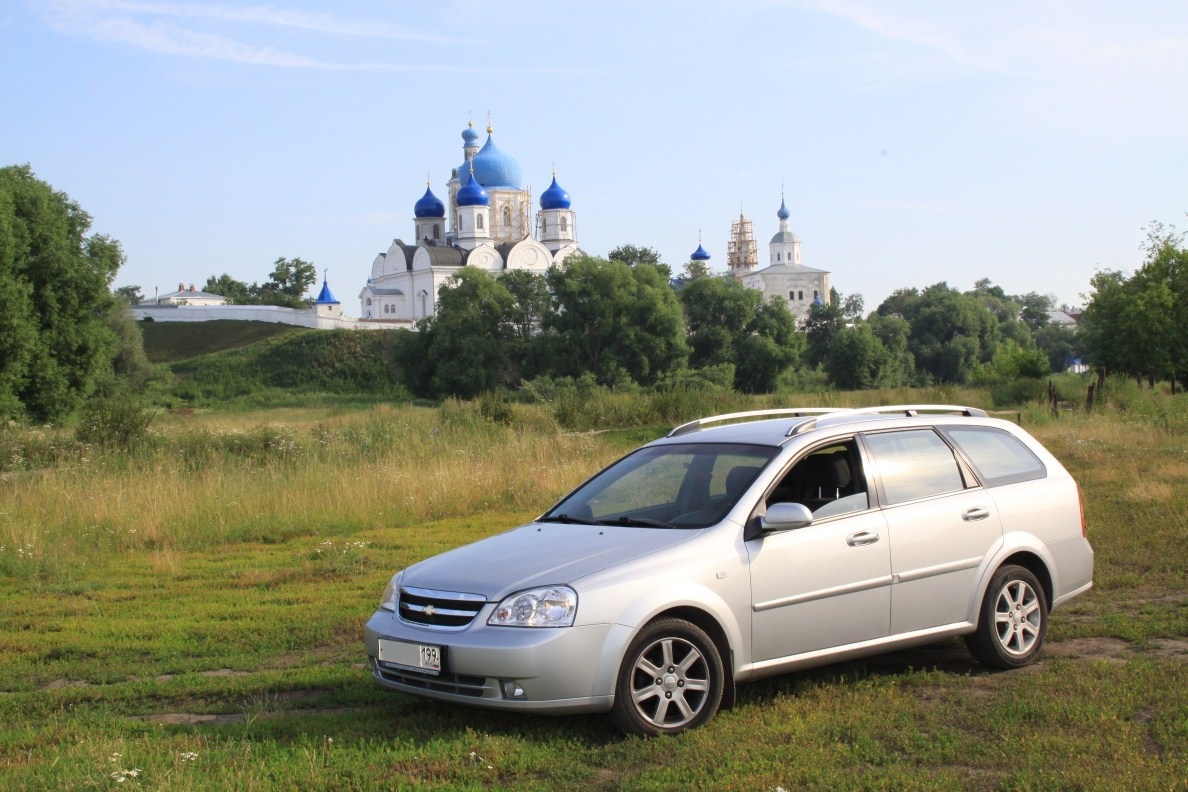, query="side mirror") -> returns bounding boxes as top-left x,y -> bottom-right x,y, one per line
760,502 -> 813,533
